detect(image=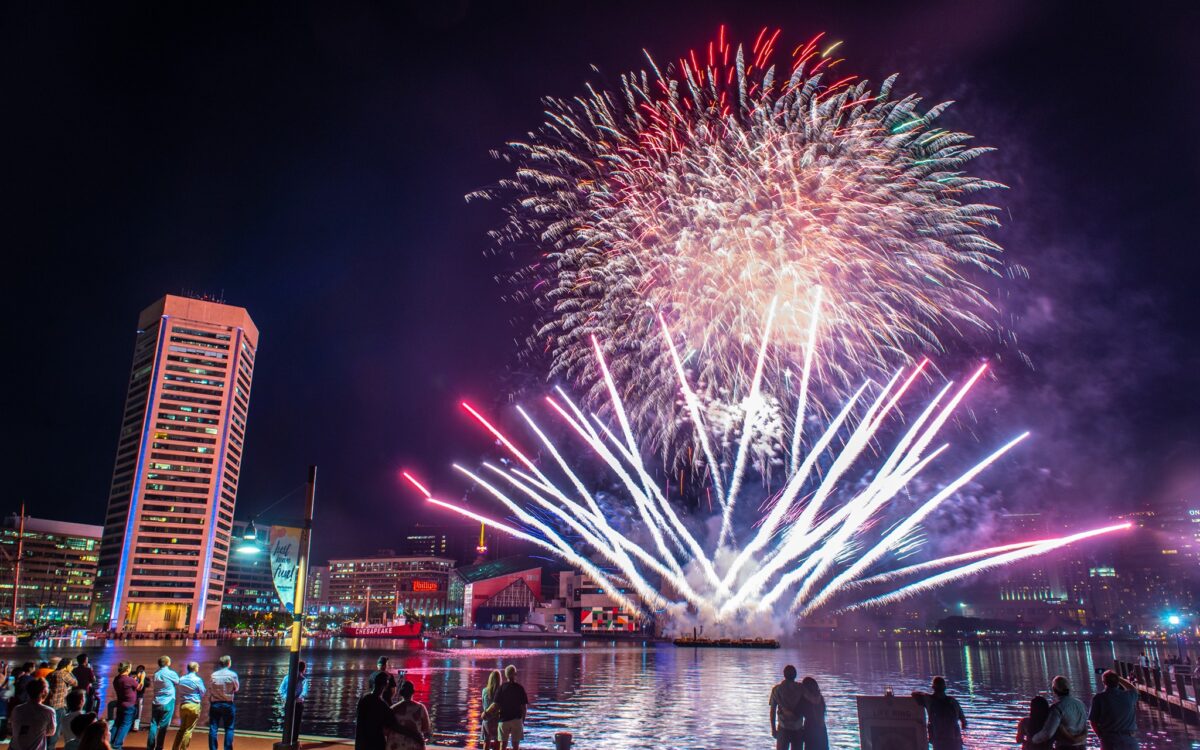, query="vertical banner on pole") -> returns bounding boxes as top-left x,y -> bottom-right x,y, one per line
269,526 -> 303,613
